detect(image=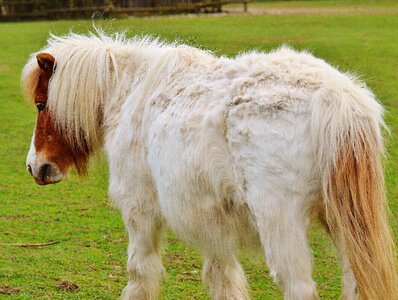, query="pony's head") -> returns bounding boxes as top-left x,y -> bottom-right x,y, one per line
22,33 -> 134,185
24,52 -> 92,185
